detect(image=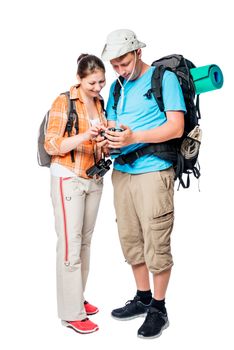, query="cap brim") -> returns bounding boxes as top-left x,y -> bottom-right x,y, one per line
101,41 -> 146,61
